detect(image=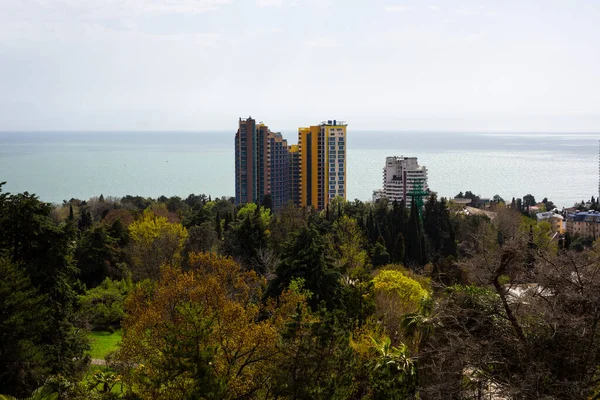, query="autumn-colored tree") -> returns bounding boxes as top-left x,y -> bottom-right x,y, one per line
117,252 -> 306,399
127,209 -> 188,281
